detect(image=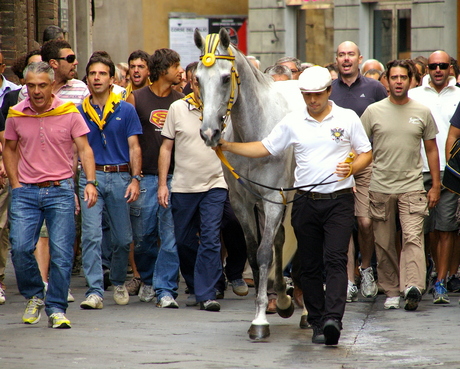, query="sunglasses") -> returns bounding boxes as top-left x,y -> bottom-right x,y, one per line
55,54 -> 76,63
428,62 -> 450,70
